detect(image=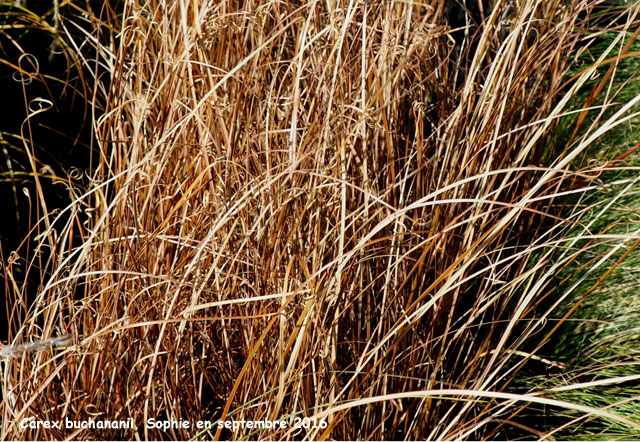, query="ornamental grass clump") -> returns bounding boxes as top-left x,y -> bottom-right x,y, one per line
1,0 -> 640,440
499,29 -> 640,440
